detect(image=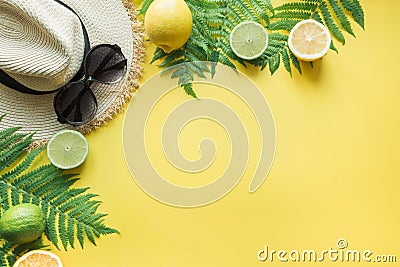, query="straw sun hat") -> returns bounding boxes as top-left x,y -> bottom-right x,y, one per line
0,0 -> 145,147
